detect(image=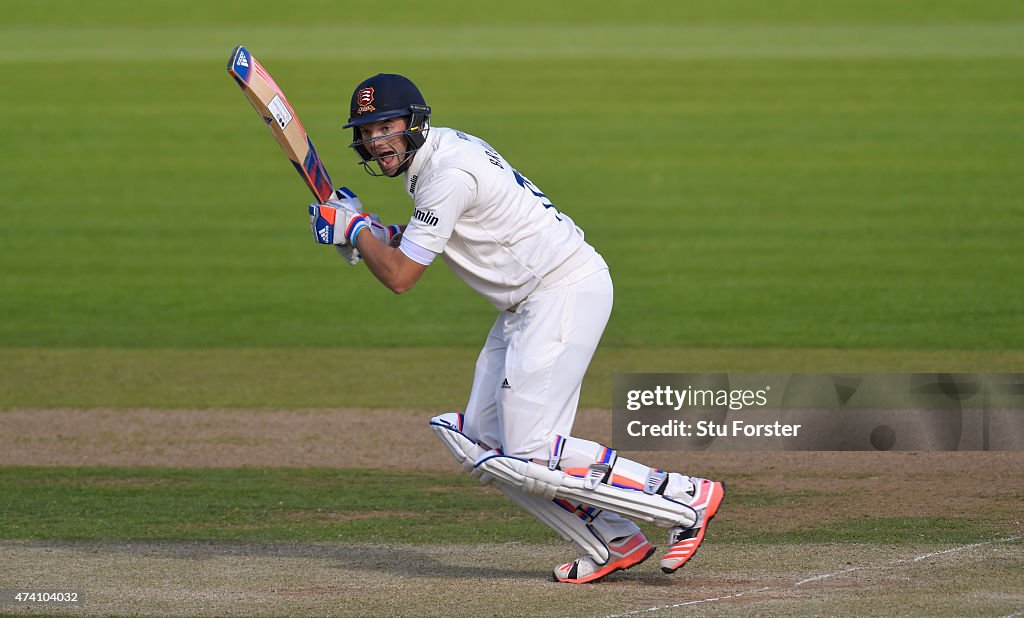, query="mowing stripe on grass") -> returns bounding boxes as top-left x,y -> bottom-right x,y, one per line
0,466 -> 550,545
3,347 -> 1022,409
0,466 -> 1012,547
4,24 -> 1023,63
